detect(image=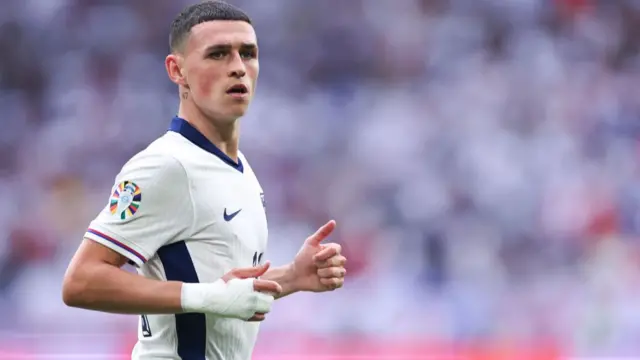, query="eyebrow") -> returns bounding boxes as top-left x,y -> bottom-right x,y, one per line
204,43 -> 258,53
